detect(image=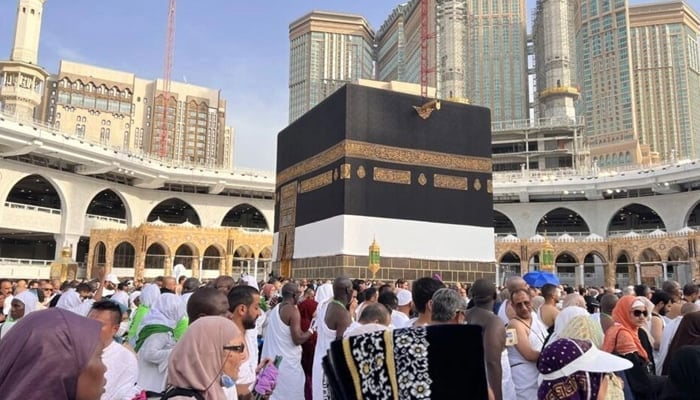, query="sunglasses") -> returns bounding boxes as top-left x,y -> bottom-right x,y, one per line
223,343 -> 245,353
514,301 -> 531,308
632,310 -> 649,318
